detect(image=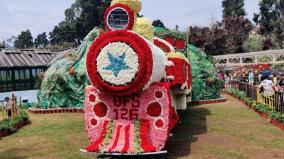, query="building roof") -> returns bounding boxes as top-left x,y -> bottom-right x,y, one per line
0,49 -> 57,68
